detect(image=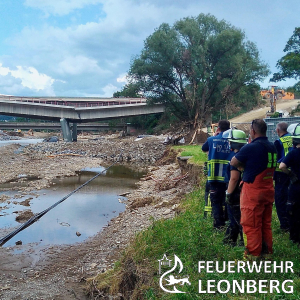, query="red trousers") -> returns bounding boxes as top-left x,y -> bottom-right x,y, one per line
240,168 -> 275,257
